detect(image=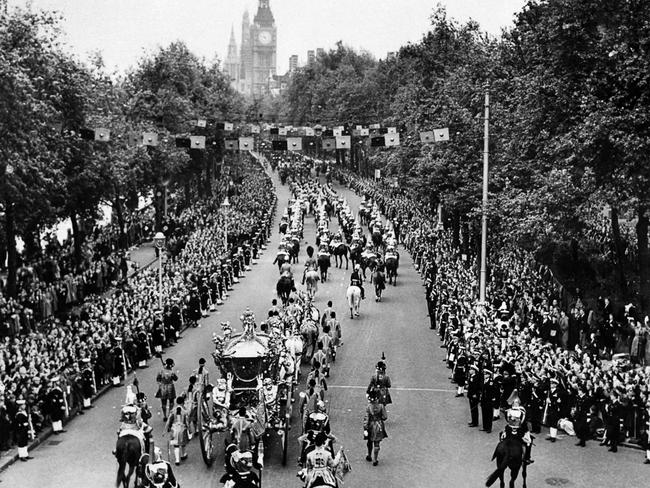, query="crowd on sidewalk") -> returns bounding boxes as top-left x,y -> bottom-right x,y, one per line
0,156 -> 276,456
343,168 -> 650,462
